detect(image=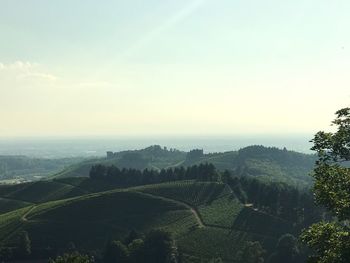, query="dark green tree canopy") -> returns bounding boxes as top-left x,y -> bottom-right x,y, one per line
49,252 -> 94,263
237,241 -> 265,263
104,240 -> 129,263
301,107 -> 350,263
